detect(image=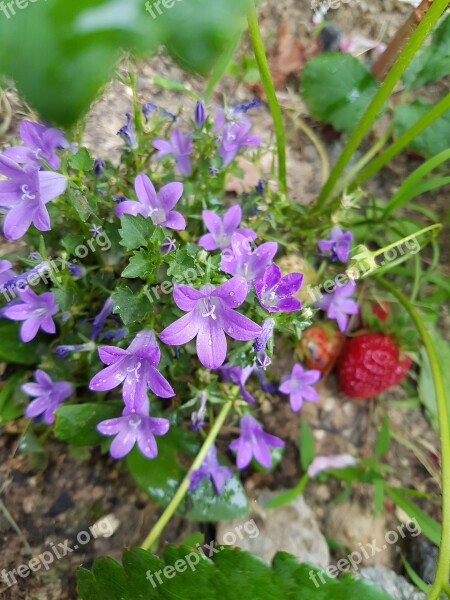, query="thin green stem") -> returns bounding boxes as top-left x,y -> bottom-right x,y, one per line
350,91 -> 450,192
247,0 -> 287,194
375,277 -> 450,600
372,224 -> 441,257
141,401 -> 232,551
315,0 -> 449,209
